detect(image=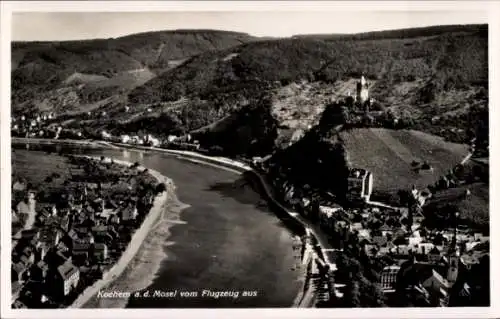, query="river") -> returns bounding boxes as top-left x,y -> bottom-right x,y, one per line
12,142 -> 302,308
